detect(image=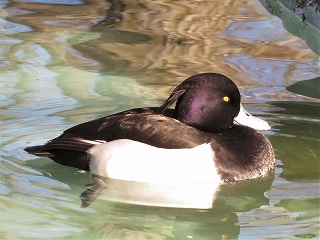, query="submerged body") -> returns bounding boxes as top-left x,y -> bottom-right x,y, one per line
25,73 -> 275,184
